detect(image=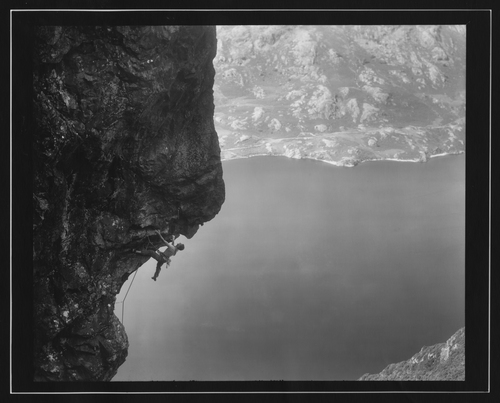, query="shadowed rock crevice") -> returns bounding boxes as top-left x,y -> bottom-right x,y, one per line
33,25 -> 225,381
